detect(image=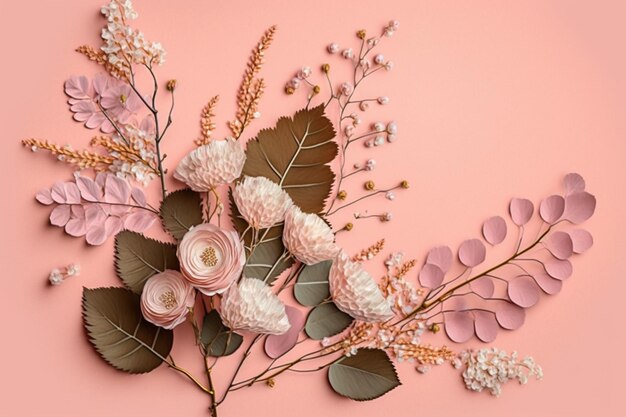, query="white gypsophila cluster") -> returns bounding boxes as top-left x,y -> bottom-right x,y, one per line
100,0 -> 166,76
455,348 -> 544,396
108,124 -> 157,185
